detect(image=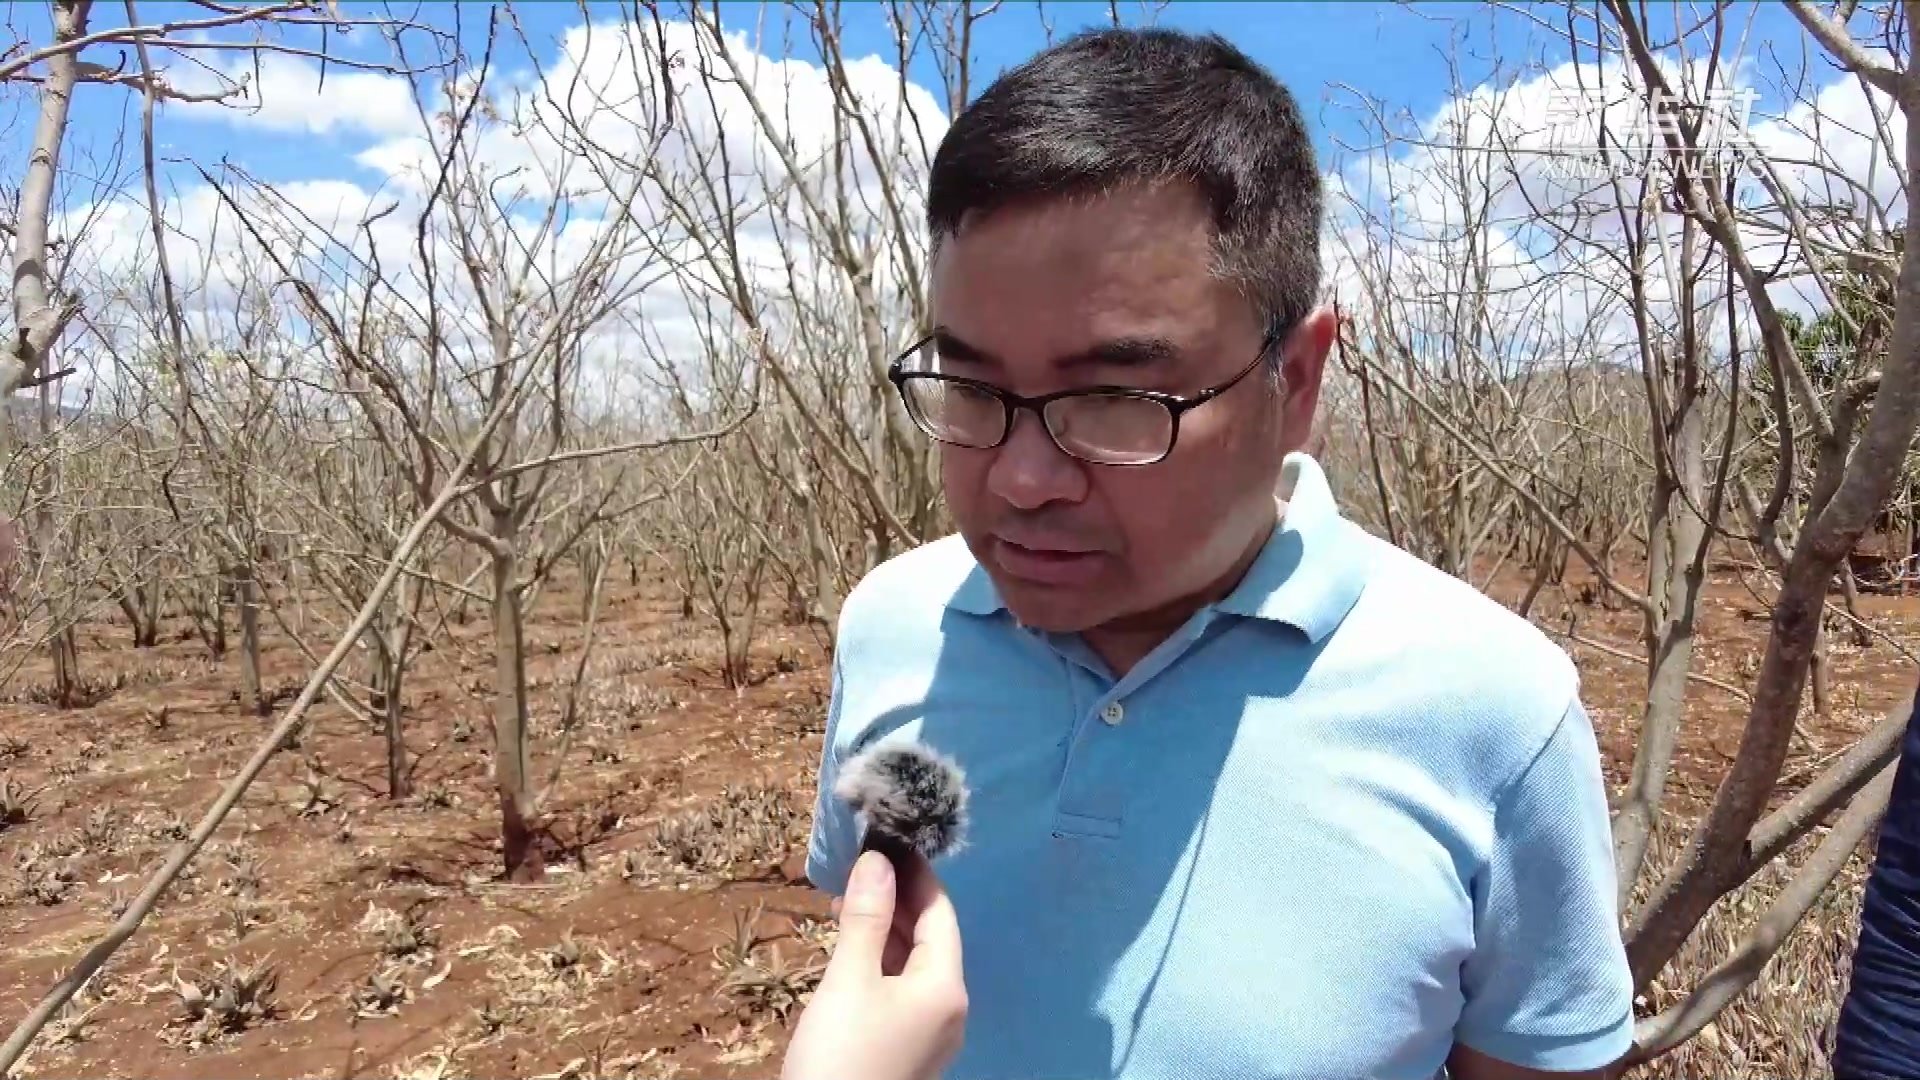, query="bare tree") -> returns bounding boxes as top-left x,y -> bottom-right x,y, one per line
624,4 -> 971,609
198,6 -> 753,880
1605,7 -> 1920,1061
1327,2 -> 1920,1066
